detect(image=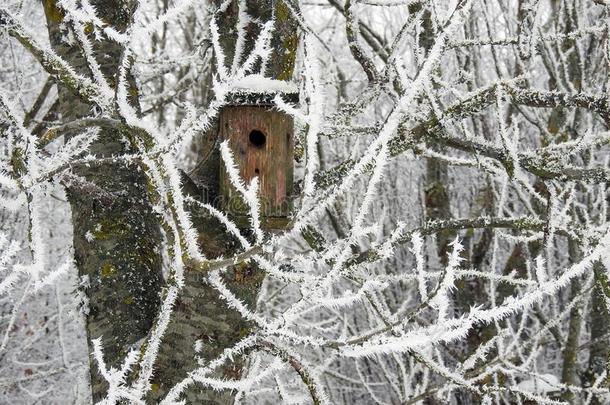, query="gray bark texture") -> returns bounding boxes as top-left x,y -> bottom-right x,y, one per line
585,262 -> 610,404
42,0 -> 164,401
